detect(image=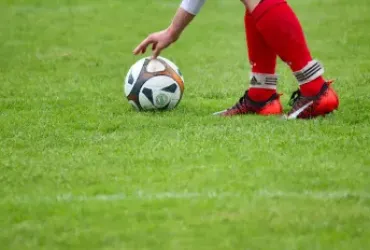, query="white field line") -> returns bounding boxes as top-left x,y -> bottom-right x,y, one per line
6,192 -> 239,204
257,190 -> 370,200
3,190 -> 370,205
